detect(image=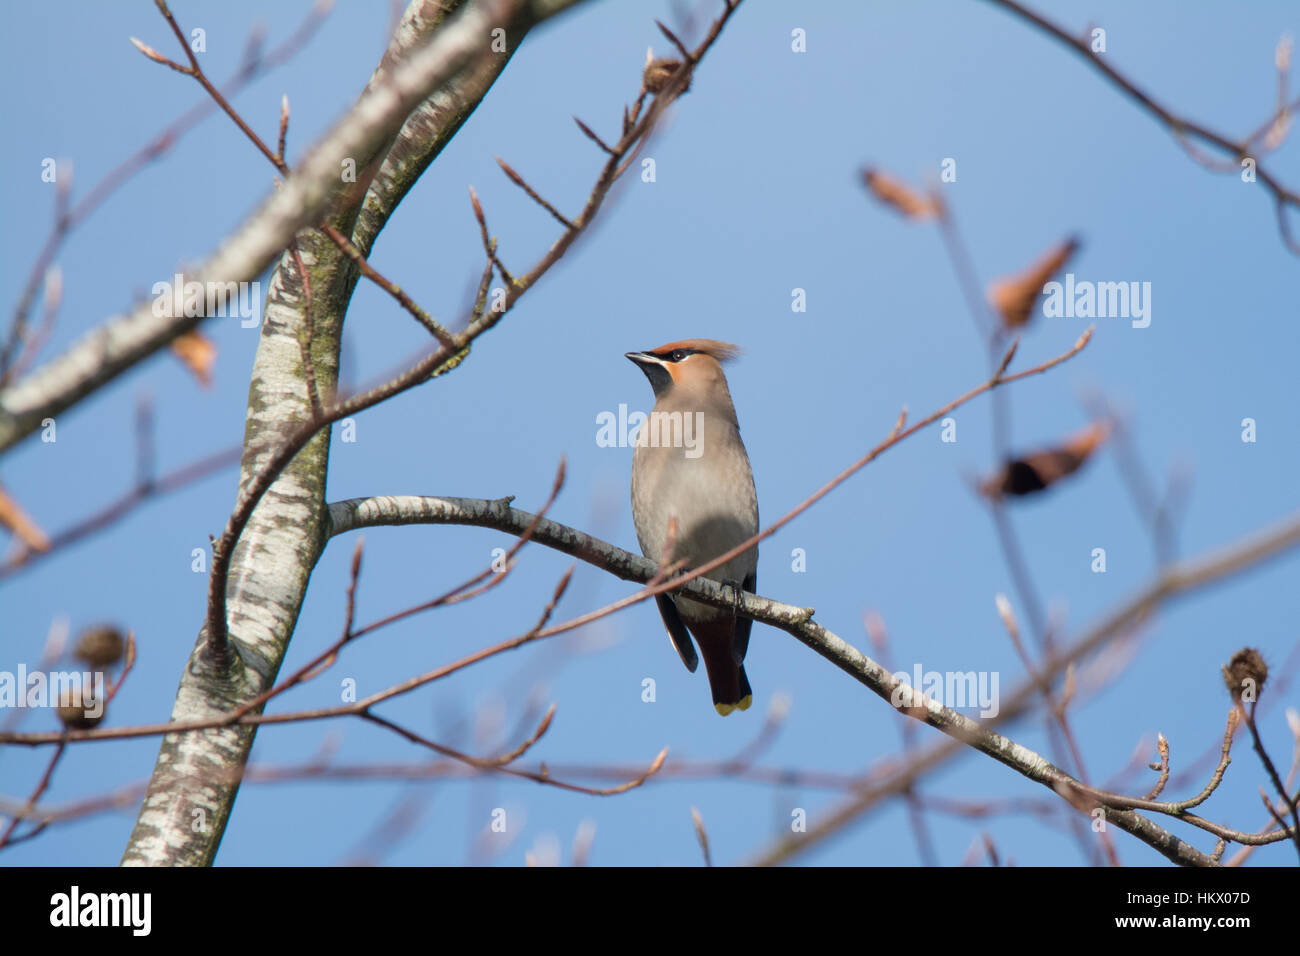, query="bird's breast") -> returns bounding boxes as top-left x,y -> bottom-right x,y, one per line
631,415 -> 758,584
